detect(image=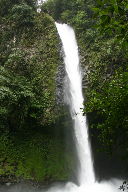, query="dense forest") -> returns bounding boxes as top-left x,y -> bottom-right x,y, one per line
0,0 -> 128,185
0,0 -> 75,183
